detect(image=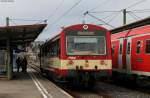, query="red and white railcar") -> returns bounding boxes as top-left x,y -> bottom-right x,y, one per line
111,24 -> 150,78
40,24 -> 112,87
